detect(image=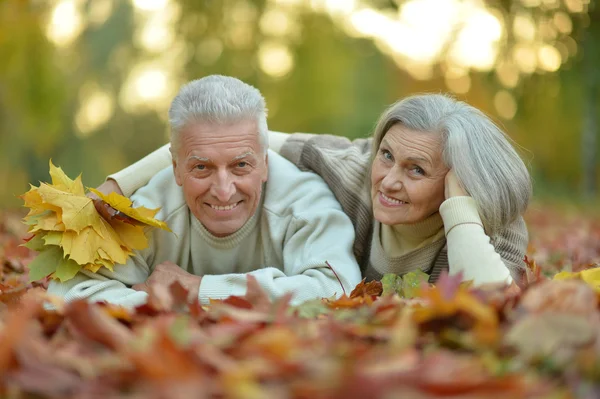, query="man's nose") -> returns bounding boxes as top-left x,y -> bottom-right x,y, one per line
211,170 -> 236,202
